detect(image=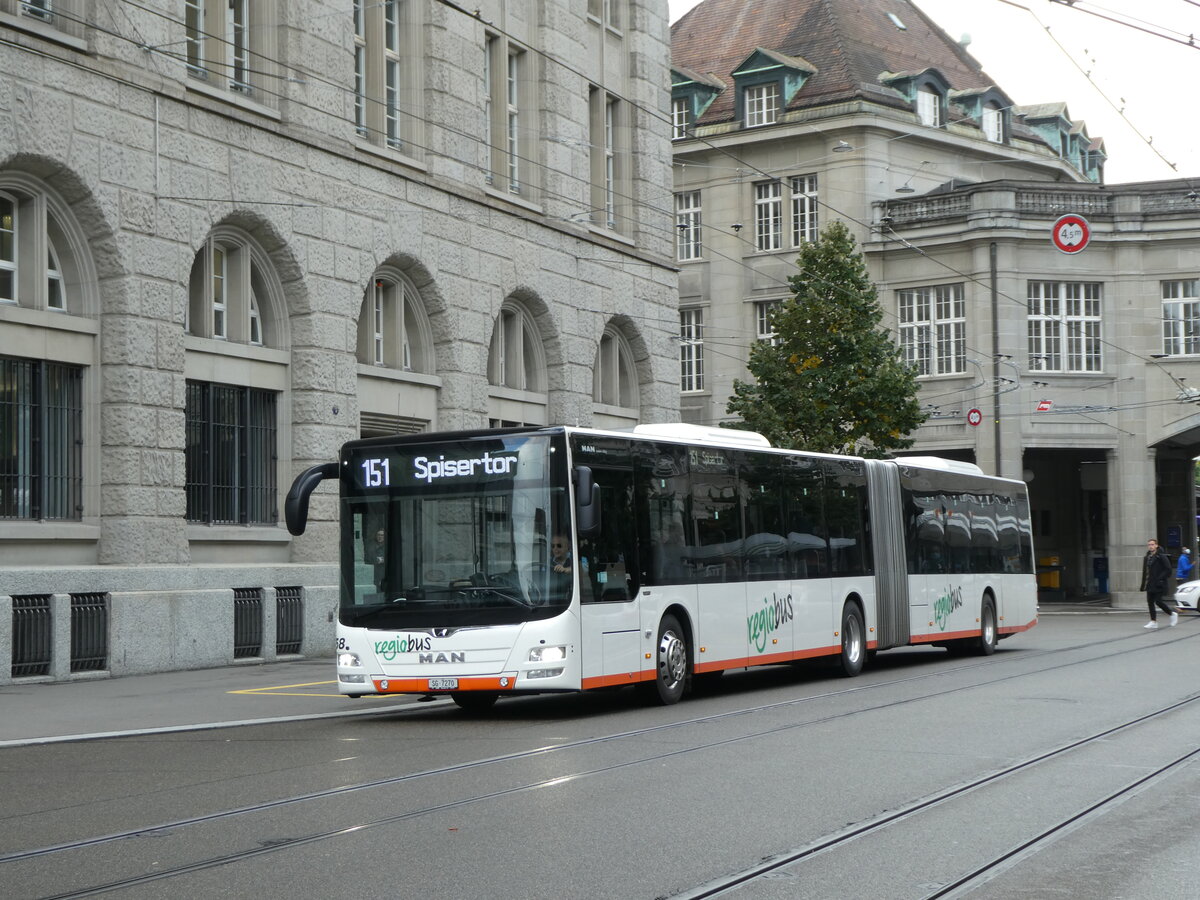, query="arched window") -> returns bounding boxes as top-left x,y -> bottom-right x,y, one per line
184,227 -> 287,527
488,301 -> 544,392
356,270 -> 432,372
187,230 -> 280,347
593,326 -> 638,410
0,172 -> 98,523
0,184 -> 86,315
487,299 -> 547,427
